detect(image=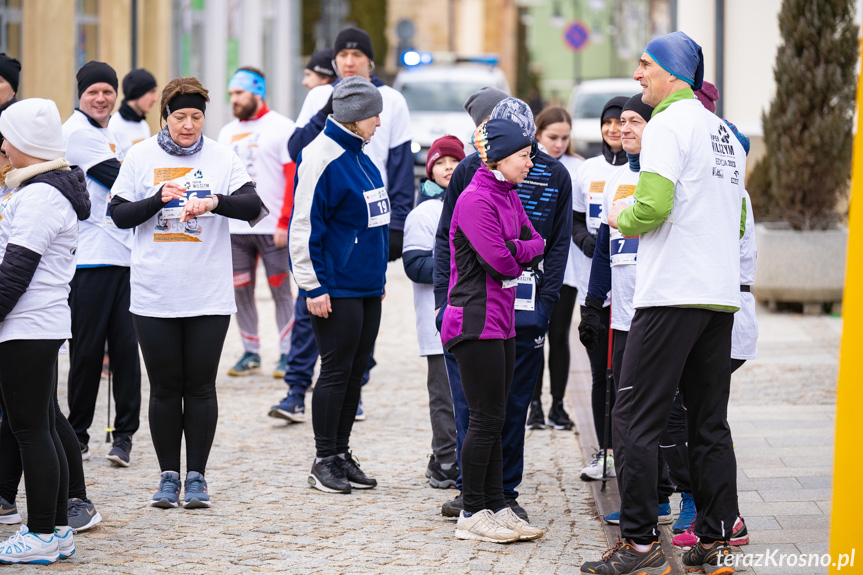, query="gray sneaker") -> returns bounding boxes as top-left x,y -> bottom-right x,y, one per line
441,494 -> 464,518
0,495 -> 21,525
183,471 -> 211,509
150,471 -> 181,508
67,498 -> 101,532
106,436 -> 132,468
